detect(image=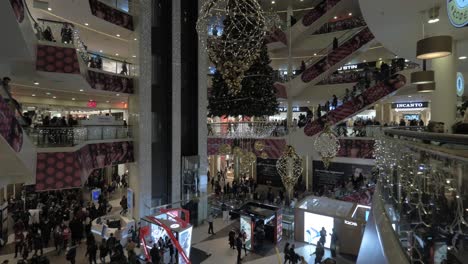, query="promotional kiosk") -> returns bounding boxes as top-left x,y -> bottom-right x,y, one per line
237,202 -> 282,251
140,208 -> 193,264
294,196 -> 370,256
91,215 -> 135,246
